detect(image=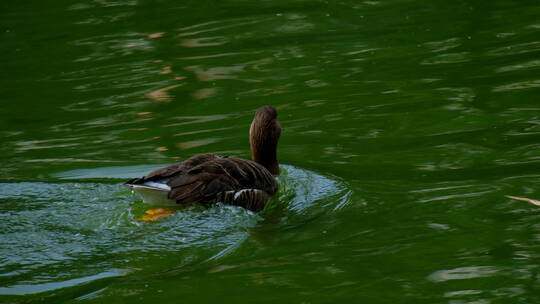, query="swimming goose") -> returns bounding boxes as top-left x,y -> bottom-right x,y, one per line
125,106 -> 281,212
